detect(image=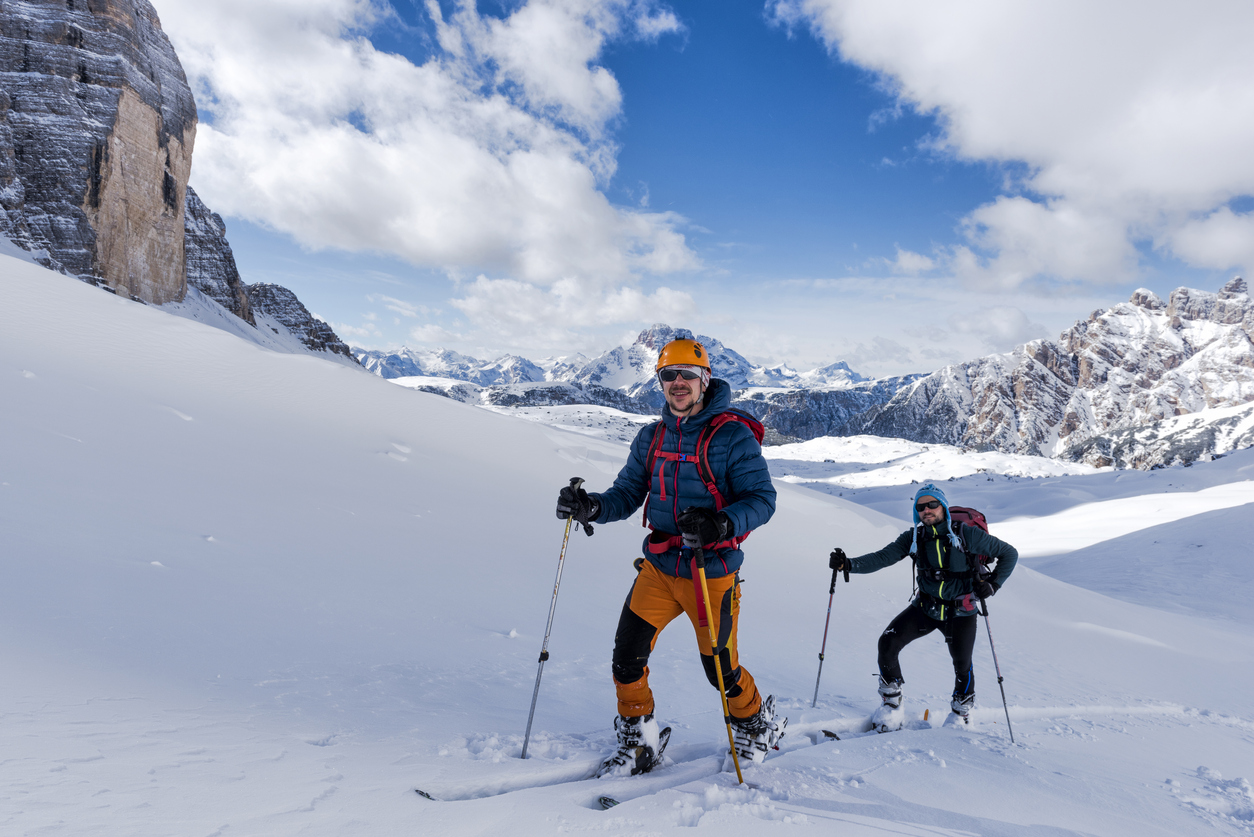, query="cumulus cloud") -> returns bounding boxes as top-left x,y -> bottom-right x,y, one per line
449,274 -> 694,345
1163,207 -> 1254,274
949,305 -> 1048,352
886,246 -> 935,275
769,0 -> 1254,287
161,0 -> 696,286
